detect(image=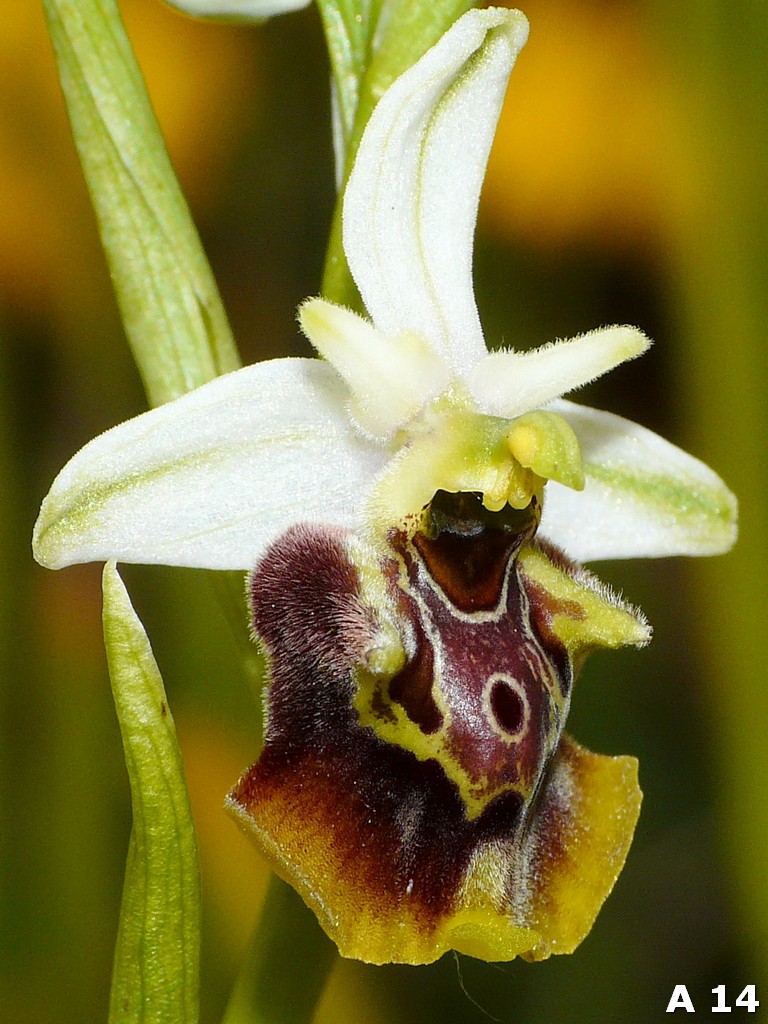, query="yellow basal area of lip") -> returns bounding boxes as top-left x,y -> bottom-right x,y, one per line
371,402 -> 585,527
519,733 -> 642,961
